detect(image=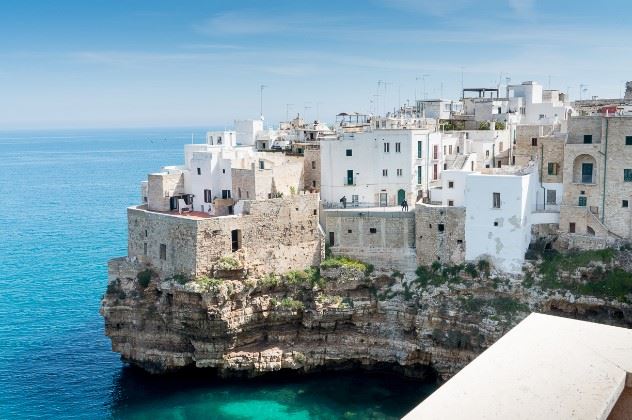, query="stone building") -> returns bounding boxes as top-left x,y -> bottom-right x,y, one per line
324,208 -> 416,271
559,116 -> 632,246
128,193 -> 323,277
